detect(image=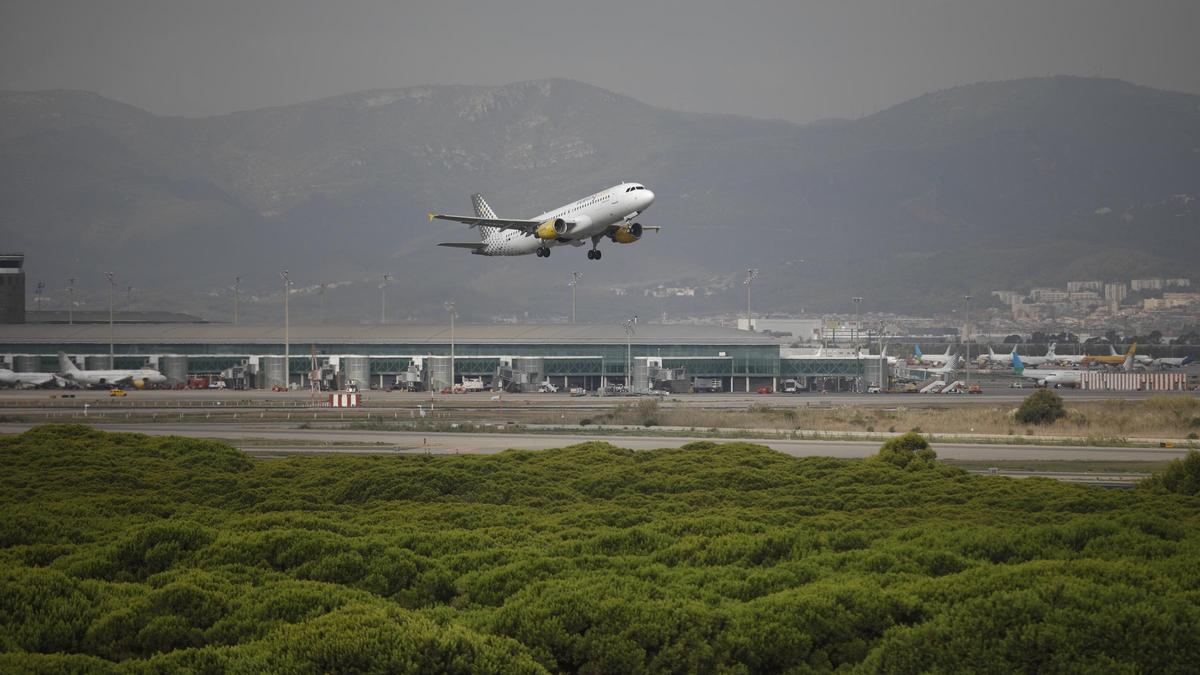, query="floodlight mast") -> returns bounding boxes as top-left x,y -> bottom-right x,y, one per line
280,270 -> 291,389
104,272 -> 115,363
445,301 -> 456,389
744,268 -> 759,330
623,316 -> 638,390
